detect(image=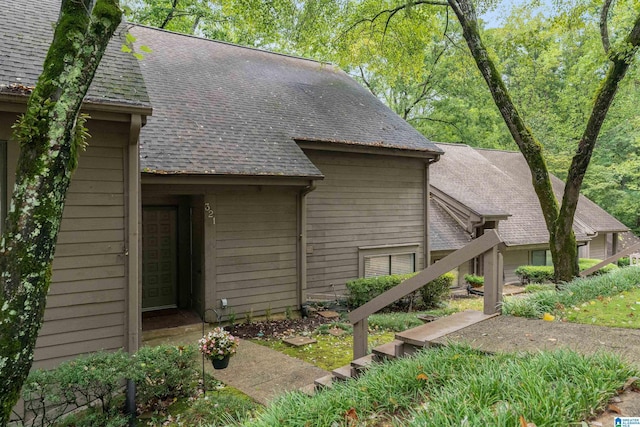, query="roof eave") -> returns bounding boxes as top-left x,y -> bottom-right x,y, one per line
296,139 -> 442,160
0,92 -> 152,116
